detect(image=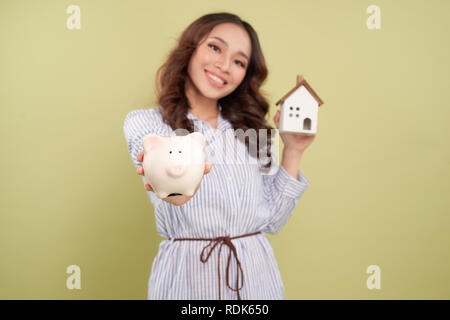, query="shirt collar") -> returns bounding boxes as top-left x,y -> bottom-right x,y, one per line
187,104 -> 232,132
